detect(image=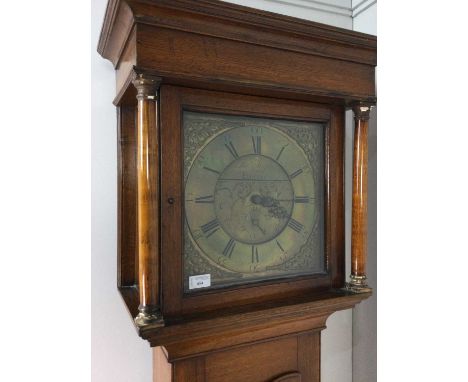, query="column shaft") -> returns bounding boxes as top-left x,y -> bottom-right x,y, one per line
349,103 -> 372,290
133,74 -> 163,326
